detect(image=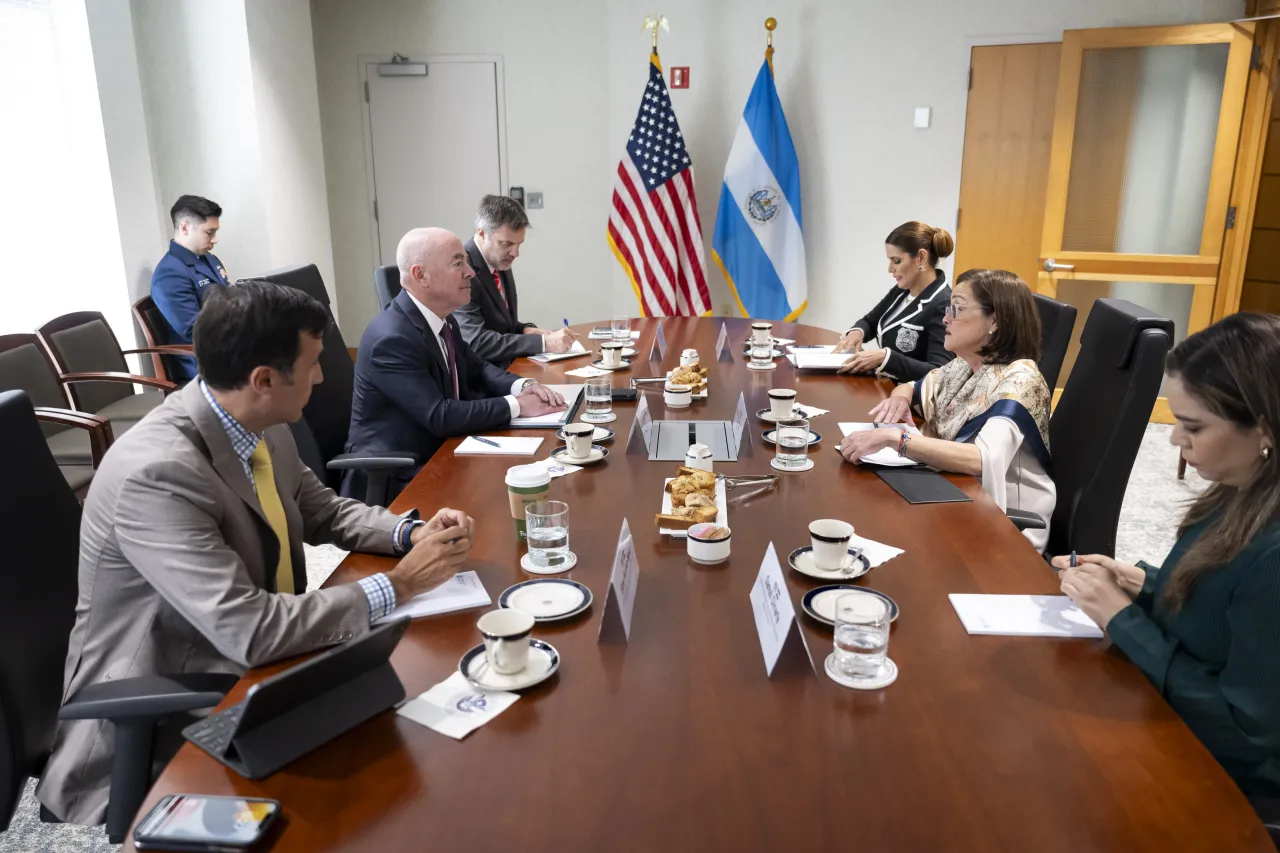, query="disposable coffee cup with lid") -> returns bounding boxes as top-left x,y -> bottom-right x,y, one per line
506,463 -> 551,540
